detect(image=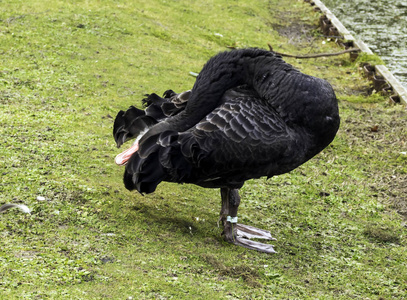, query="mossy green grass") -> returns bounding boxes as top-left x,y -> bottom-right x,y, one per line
1,0 -> 406,298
